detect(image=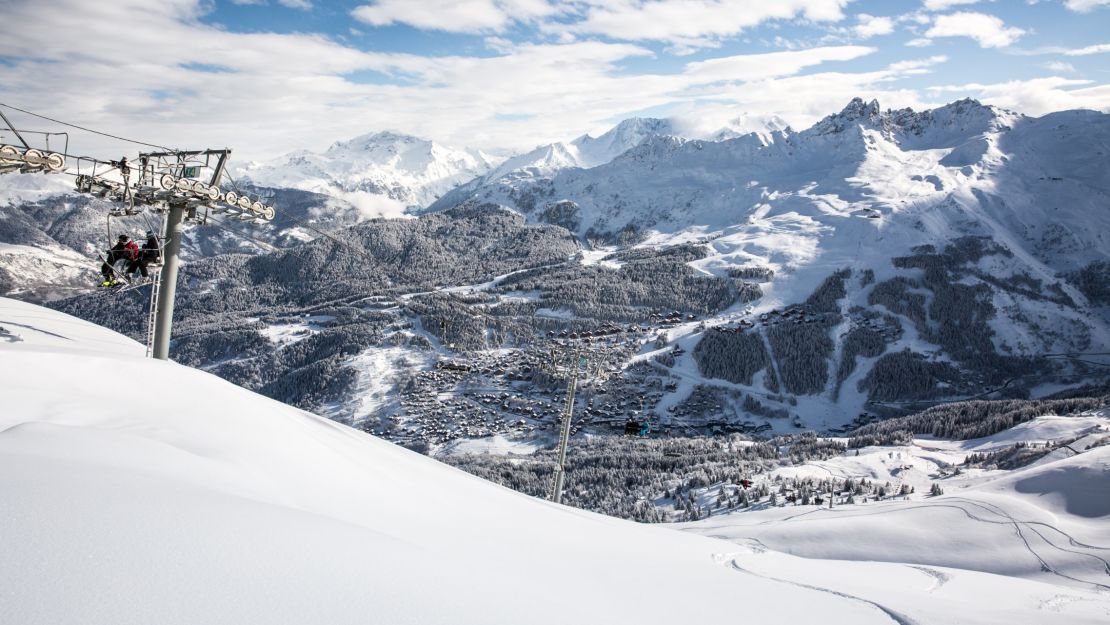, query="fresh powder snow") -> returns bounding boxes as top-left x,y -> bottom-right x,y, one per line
2,297 -> 1108,623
